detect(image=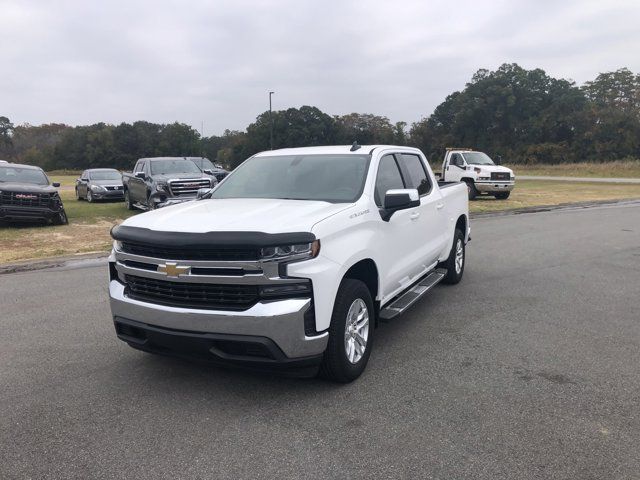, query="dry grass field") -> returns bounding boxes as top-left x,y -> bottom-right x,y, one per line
1,173 -> 640,264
